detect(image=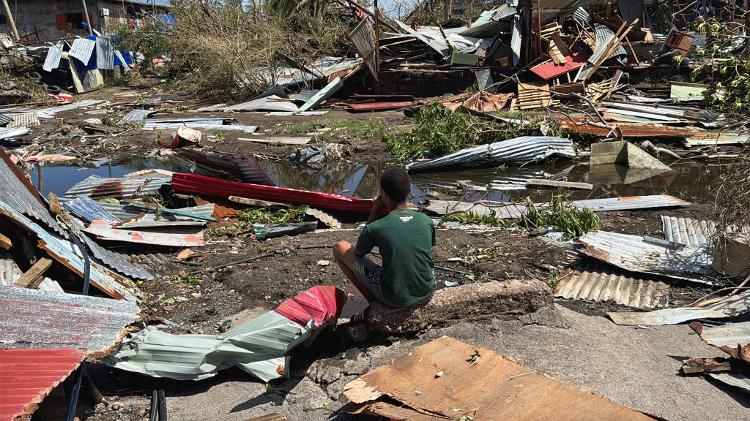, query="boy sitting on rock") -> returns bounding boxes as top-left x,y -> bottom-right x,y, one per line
333,167 -> 436,322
